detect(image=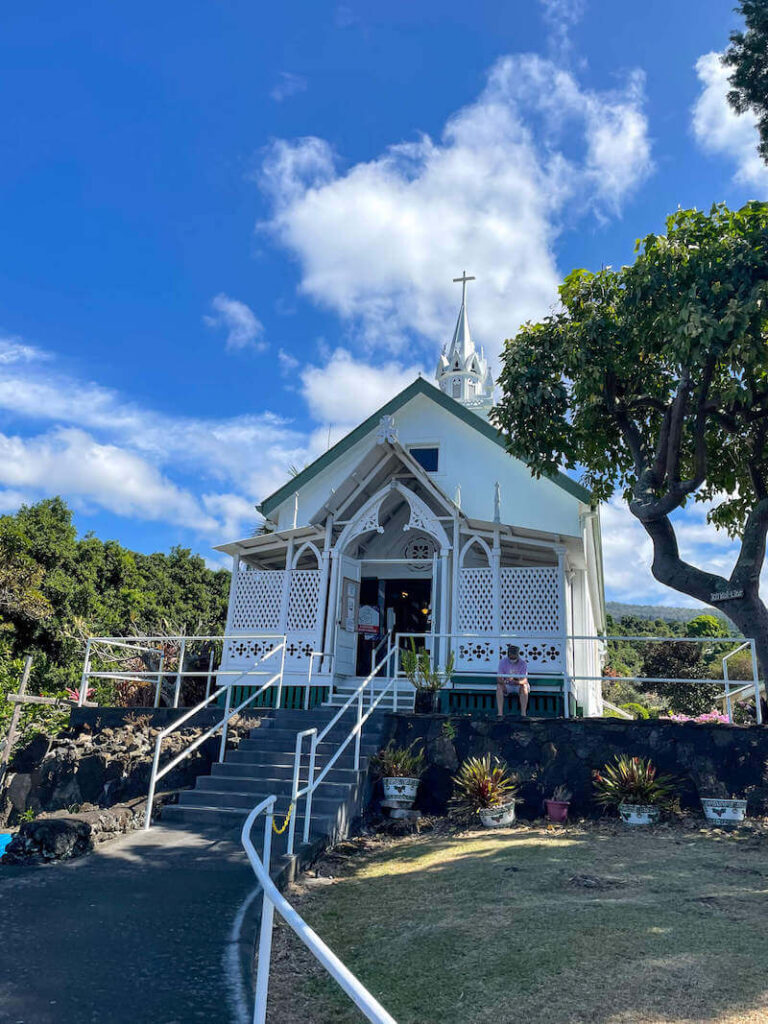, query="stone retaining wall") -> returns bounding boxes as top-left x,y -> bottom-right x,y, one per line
381,715 -> 768,817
